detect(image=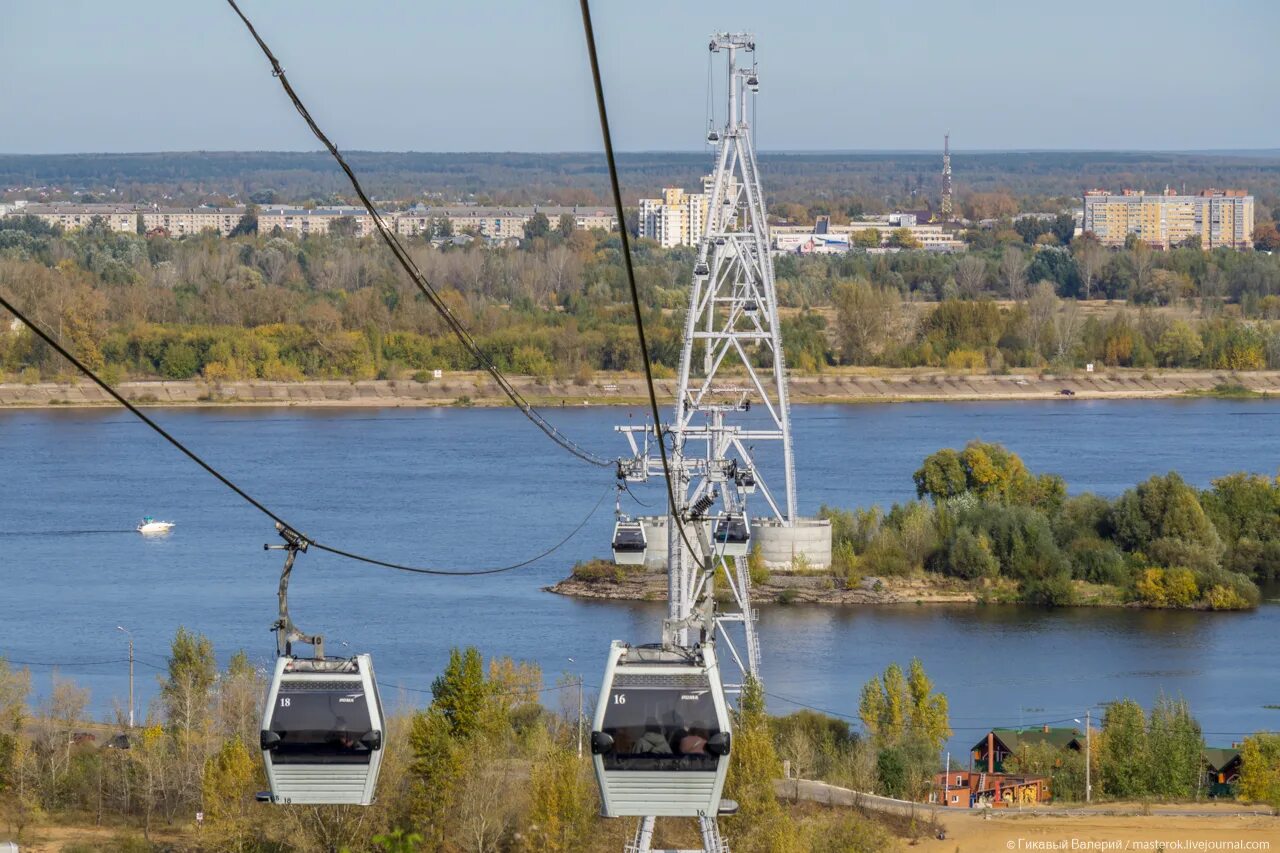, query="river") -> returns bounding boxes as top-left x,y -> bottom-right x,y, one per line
1,398 -> 1277,756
